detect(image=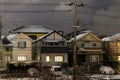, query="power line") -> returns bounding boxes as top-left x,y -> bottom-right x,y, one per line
0,2 -> 68,6
0,10 -> 71,13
